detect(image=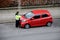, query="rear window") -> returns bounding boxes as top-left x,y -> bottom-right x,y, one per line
42,14 -> 48,18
